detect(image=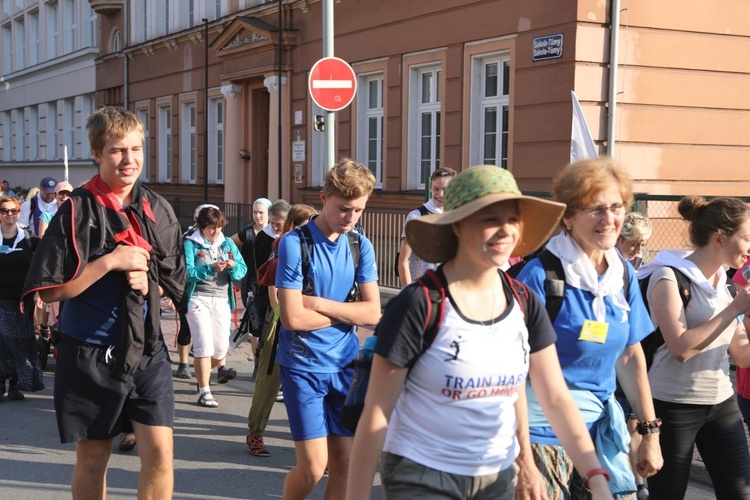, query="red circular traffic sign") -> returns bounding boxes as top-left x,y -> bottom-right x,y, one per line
308,57 -> 357,112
